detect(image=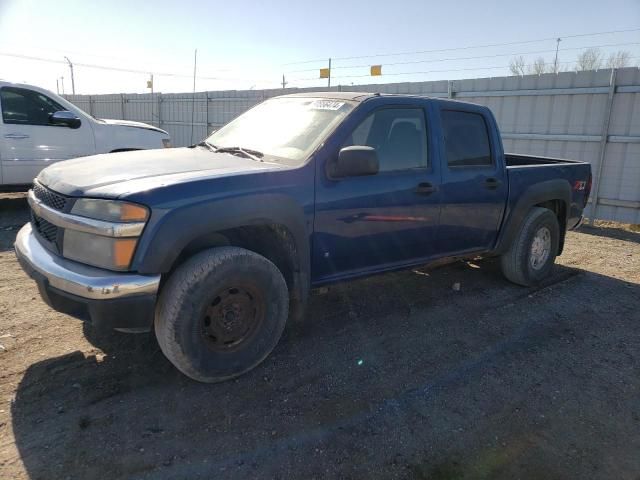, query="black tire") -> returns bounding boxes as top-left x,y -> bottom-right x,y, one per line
500,207 -> 560,287
155,247 -> 289,383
